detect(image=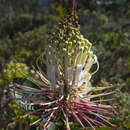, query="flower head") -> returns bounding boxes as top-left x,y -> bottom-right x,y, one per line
10,15 -> 118,130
